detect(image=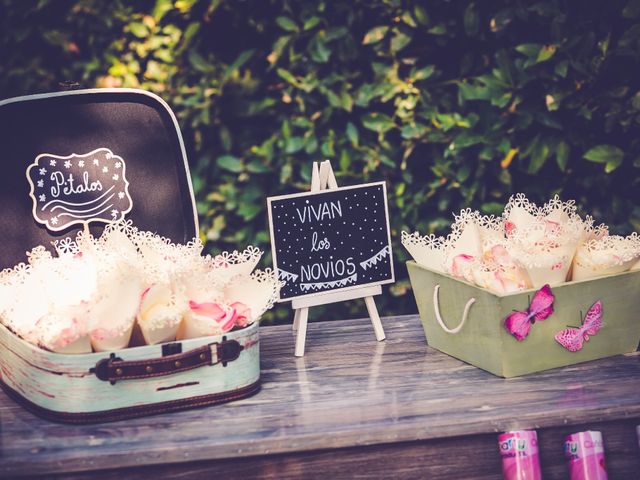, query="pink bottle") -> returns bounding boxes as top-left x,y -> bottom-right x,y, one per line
498,430 -> 542,480
564,430 -> 608,480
